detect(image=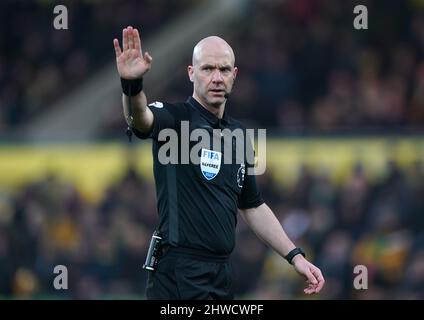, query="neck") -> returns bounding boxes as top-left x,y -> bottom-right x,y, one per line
193,93 -> 225,119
